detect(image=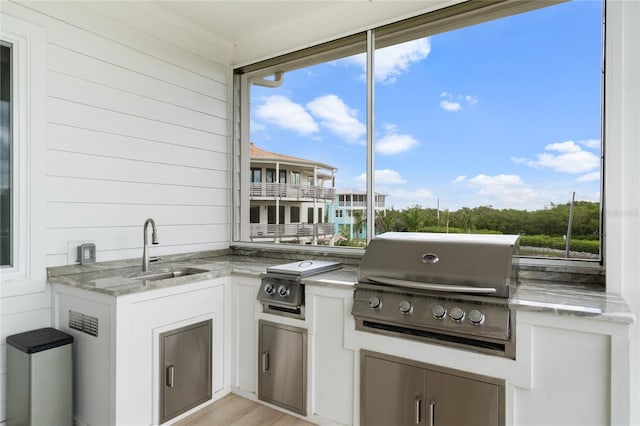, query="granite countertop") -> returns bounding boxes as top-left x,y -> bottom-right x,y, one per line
47,253 -> 635,325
